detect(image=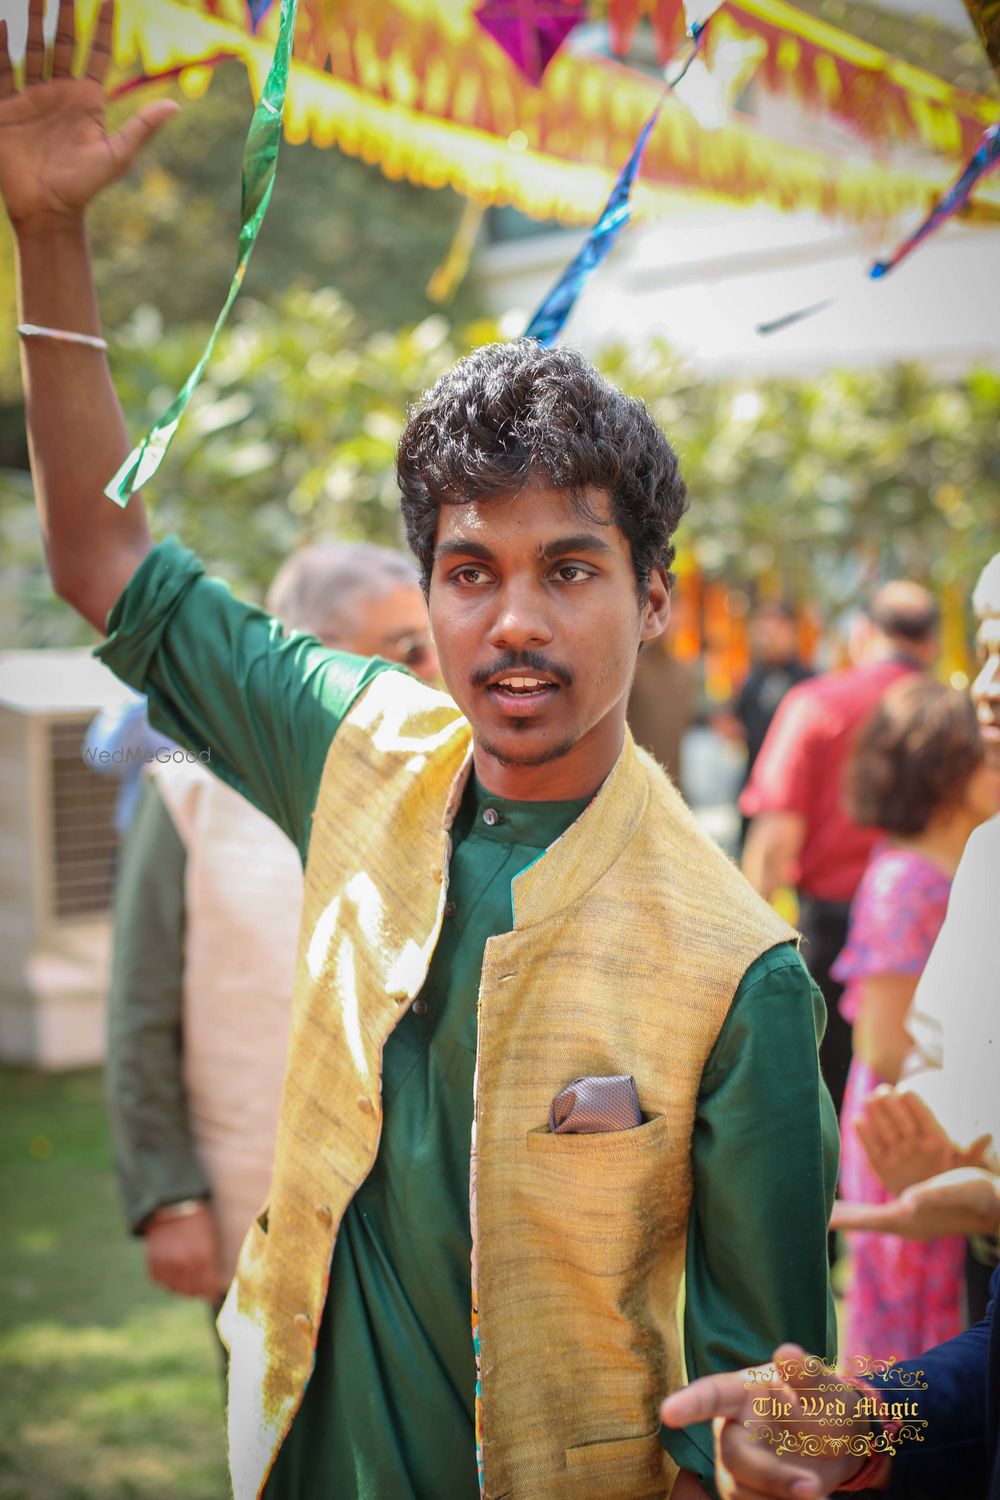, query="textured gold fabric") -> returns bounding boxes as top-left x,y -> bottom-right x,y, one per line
218,670 -> 794,1498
